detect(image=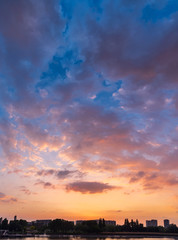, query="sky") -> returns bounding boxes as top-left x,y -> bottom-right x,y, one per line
0,0 -> 178,226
